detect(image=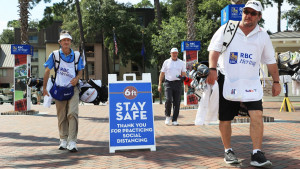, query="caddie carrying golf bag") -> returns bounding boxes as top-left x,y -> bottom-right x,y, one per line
79,79 -> 108,105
